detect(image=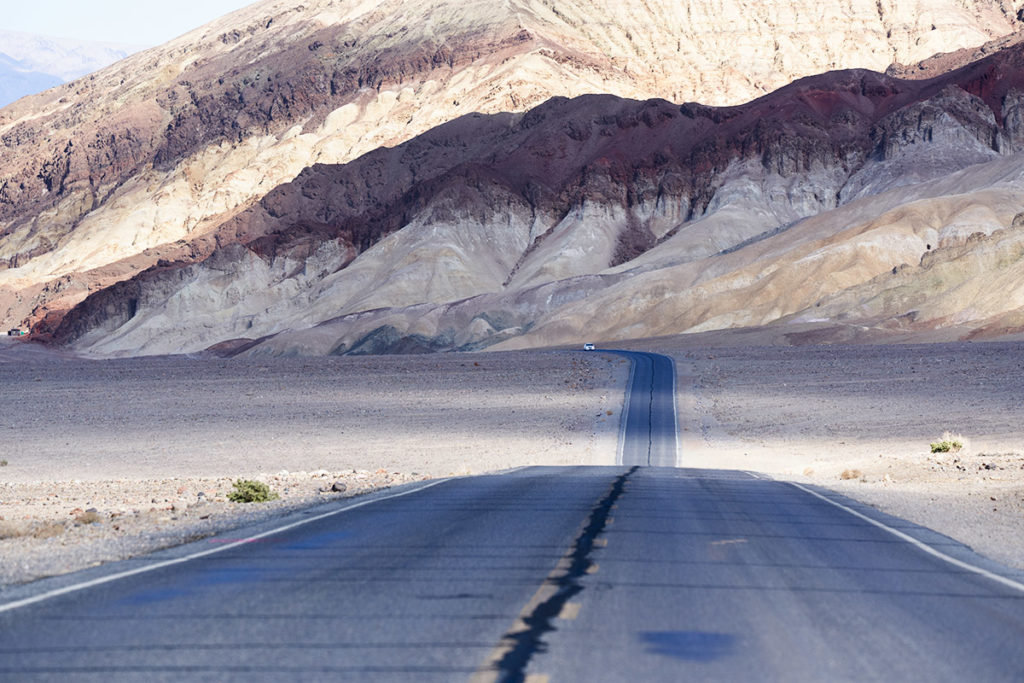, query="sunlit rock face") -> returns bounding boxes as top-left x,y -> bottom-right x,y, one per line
51,42 -> 1024,356
0,0 -> 1019,337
